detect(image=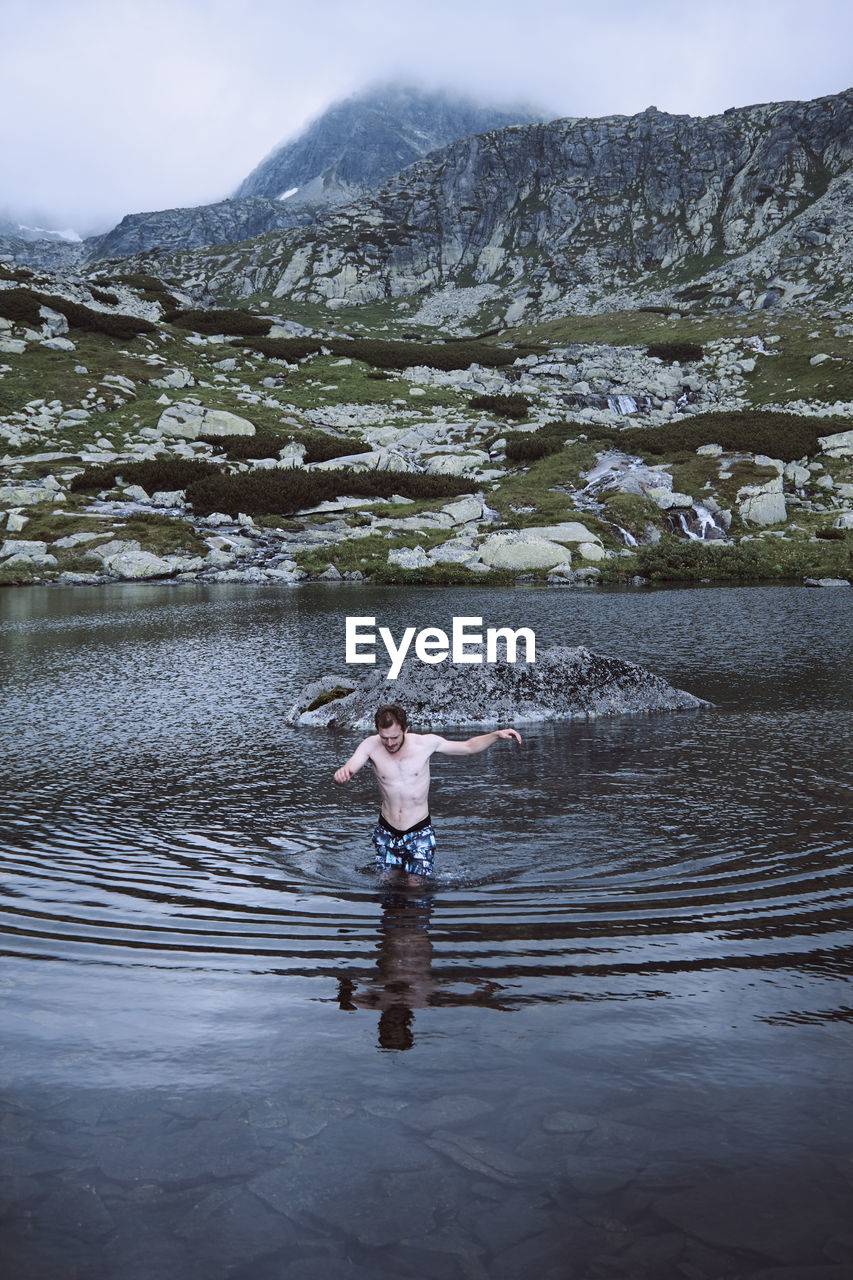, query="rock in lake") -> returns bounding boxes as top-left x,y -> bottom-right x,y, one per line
287,646 -> 709,728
